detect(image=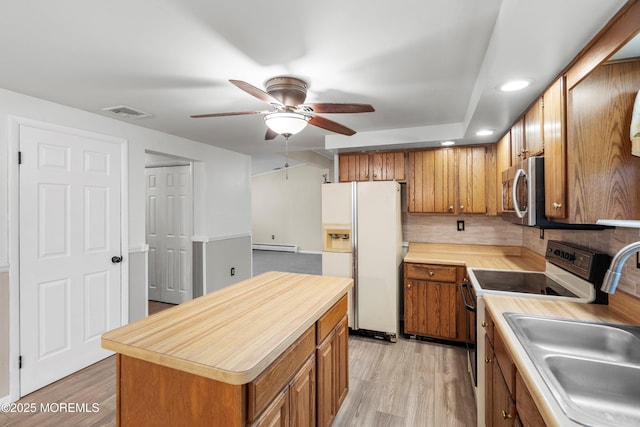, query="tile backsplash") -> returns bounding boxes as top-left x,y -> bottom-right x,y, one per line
522,226 -> 640,297
404,214 -> 640,298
